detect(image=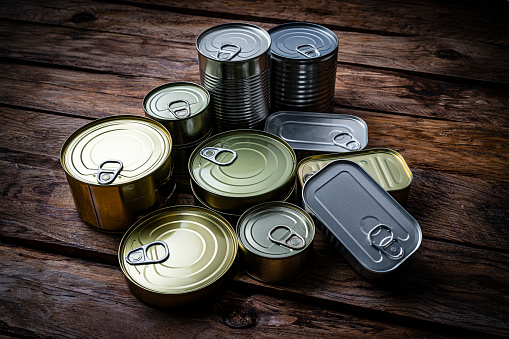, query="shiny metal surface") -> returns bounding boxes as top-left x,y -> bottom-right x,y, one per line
302,160 -> 421,279
119,205 -> 238,308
